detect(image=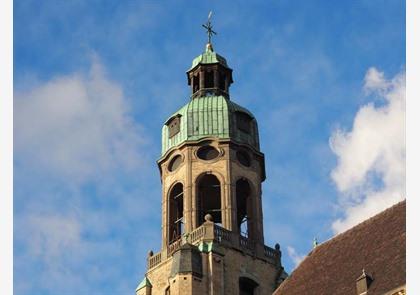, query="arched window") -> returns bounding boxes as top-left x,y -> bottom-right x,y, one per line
236,178 -> 252,237
239,277 -> 258,295
169,183 -> 184,243
197,174 -> 221,226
